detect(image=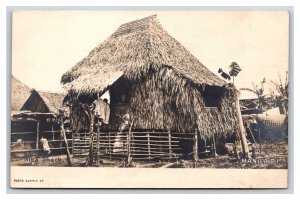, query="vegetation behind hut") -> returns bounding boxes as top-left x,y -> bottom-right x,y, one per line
270,71 -> 288,114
